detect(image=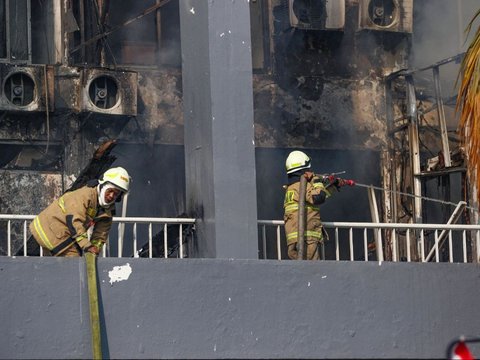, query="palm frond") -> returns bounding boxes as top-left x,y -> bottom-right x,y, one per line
457,9 -> 480,208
